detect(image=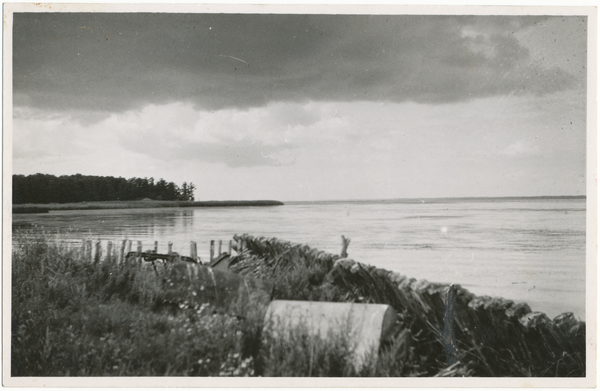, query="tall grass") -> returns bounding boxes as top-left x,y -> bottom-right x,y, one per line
12,232 -> 585,377
12,232 -> 256,376
11,232 -> 406,377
